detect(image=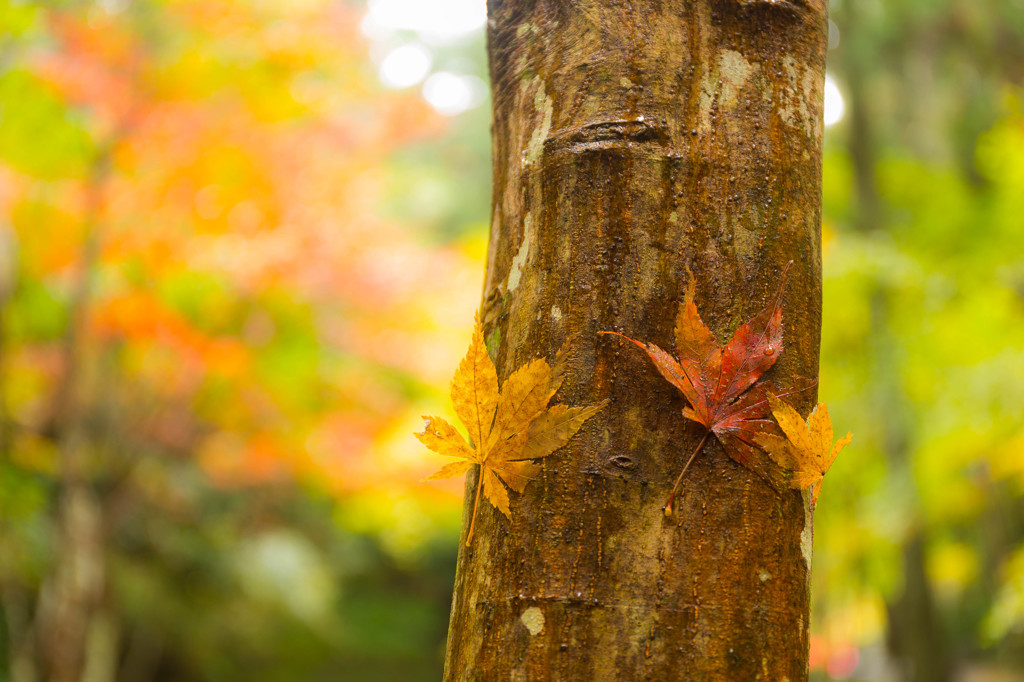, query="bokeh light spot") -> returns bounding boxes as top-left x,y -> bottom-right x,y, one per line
422,72 -> 485,116
824,74 -> 845,127
378,44 -> 432,89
